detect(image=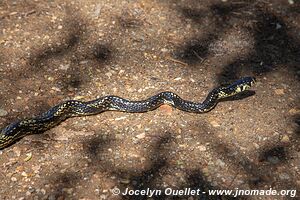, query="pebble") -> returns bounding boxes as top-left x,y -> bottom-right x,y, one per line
198,145 -> 207,151
114,116 -> 127,121
79,60 -> 88,65
62,188 -> 73,194
274,89 -> 284,95
93,4 -> 101,18
11,177 -> 17,182
120,178 -> 130,184
48,194 -> 56,200
161,48 -> 168,52
47,76 -> 54,81
105,72 -> 112,78
13,147 -> 21,157
209,120 -> 220,127
279,173 -> 290,180
51,87 -> 61,92
21,171 -> 28,177
40,189 -> 46,195
202,167 -> 209,176
0,108 -> 8,116
253,143 -> 260,149
159,105 -> 173,115
281,135 -> 290,143
267,156 -> 280,164
136,132 -> 146,139
216,159 -> 225,167
59,64 -> 70,70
